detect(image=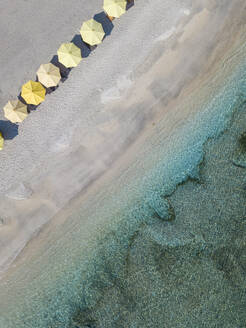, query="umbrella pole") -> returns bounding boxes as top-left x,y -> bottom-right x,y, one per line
106,14 -> 115,21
